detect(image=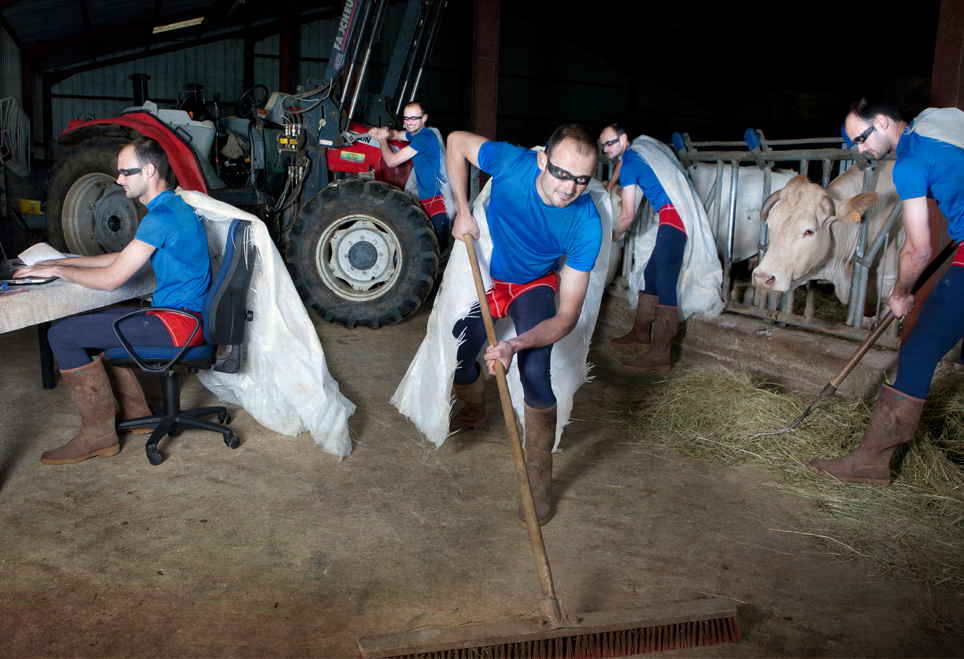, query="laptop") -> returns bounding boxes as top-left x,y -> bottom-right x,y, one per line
0,239 -> 58,284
